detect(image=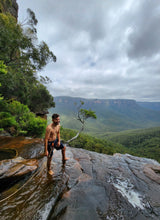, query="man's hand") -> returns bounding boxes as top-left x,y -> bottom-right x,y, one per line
57,141 -> 60,147
44,151 -> 48,156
